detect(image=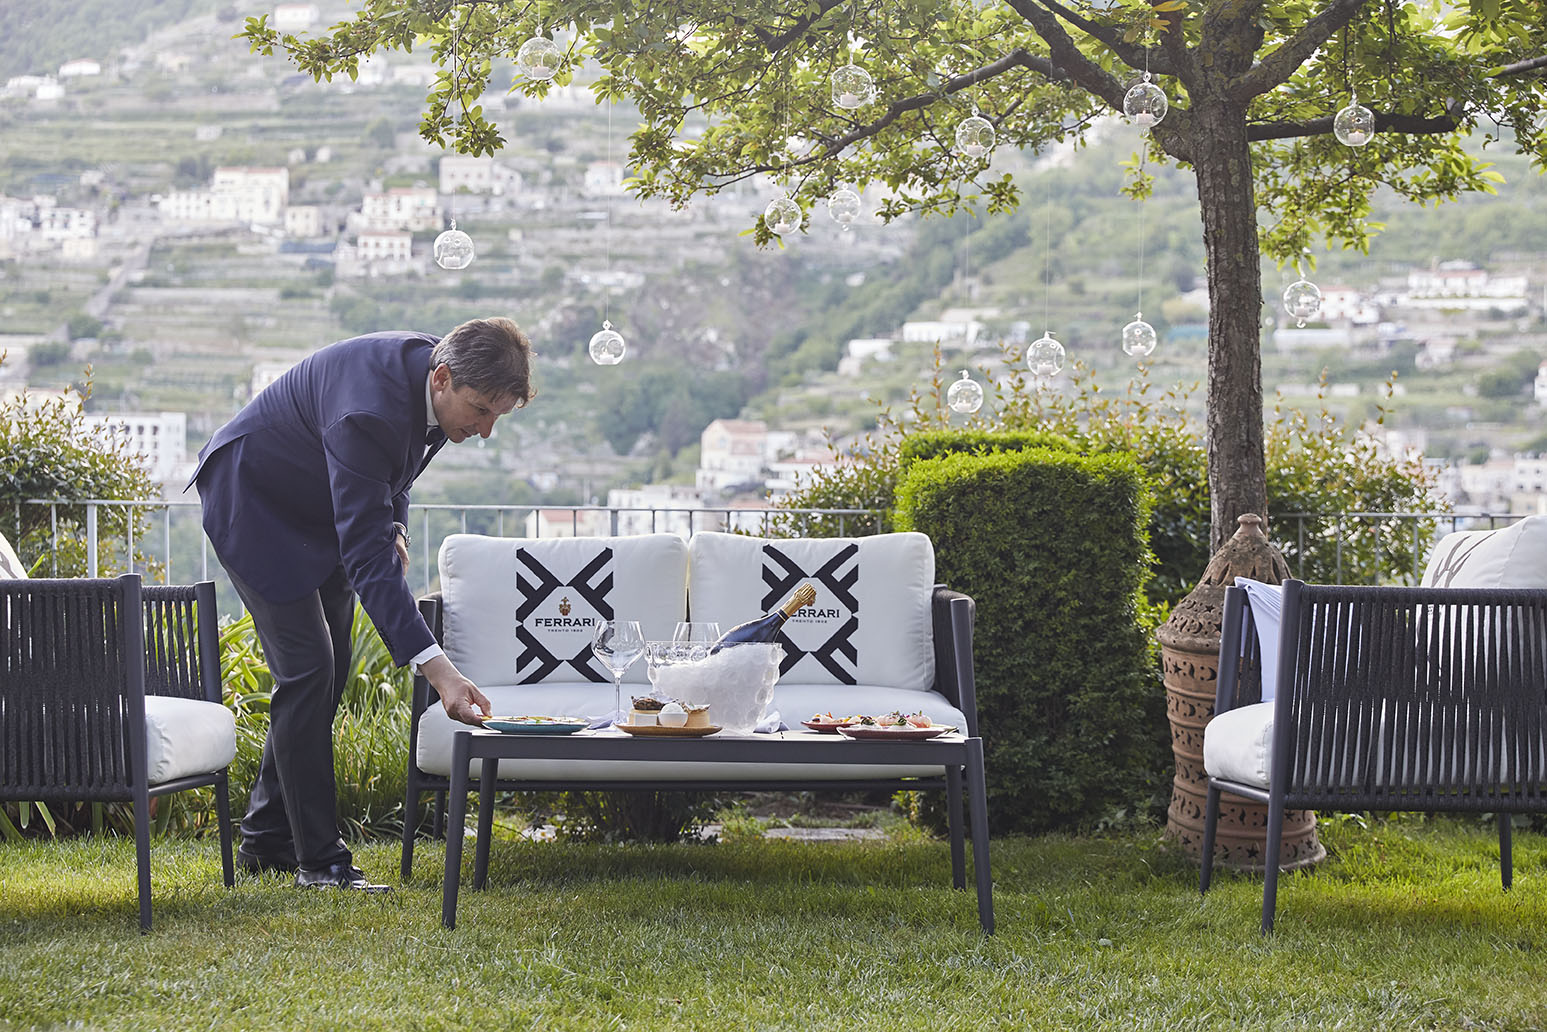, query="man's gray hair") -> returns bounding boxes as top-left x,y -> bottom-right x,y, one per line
431,317 -> 536,406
